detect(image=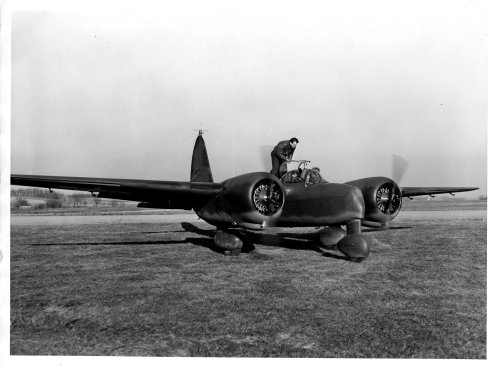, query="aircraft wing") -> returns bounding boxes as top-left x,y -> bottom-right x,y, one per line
401,186 -> 479,198
11,174 -> 223,209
